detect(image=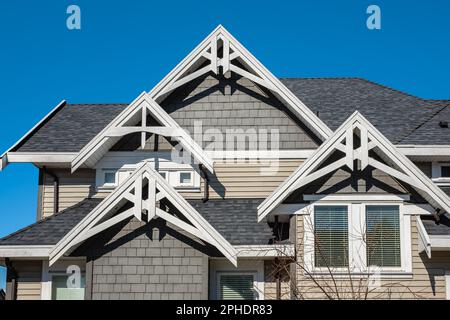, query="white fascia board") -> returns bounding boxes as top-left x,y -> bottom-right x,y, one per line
51,161 -> 236,266
0,100 -> 66,171
71,93 -> 214,173
303,194 -> 410,202
430,236 -> 450,250
0,245 -> 53,258
257,111 -> 450,221
397,145 -> 450,156
416,216 -> 432,258
235,245 -> 295,258
6,152 -> 76,164
148,25 -> 332,141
